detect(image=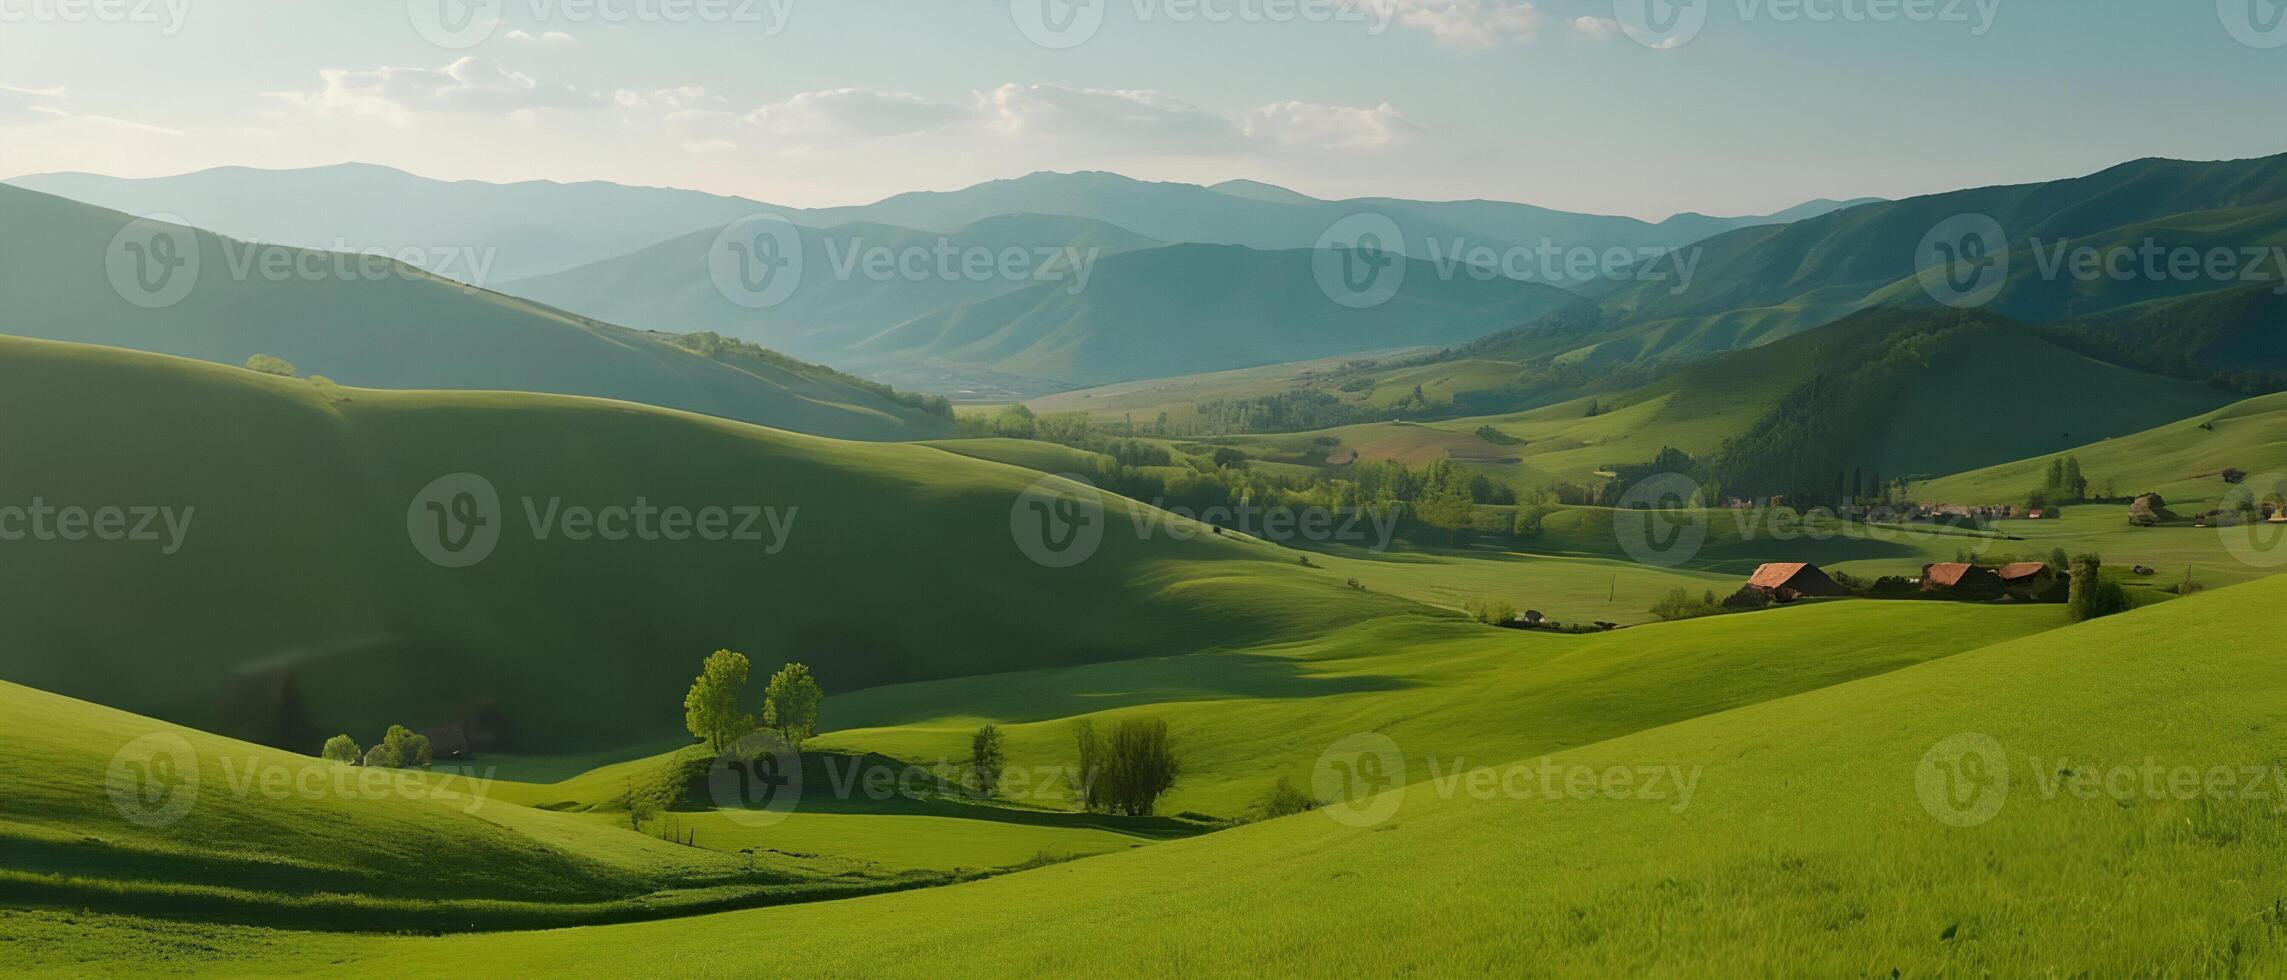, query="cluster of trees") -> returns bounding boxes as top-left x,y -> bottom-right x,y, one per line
318,724 -> 432,769
1073,718 -> 1180,816
683,649 -> 825,753
2025,455 -> 2093,510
